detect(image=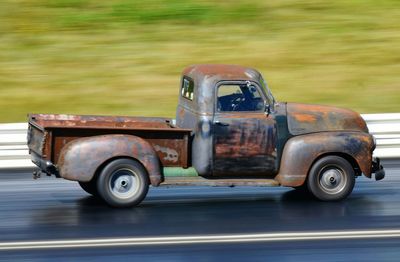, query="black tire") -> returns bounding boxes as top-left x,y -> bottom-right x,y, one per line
97,158 -> 149,208
78,180 -> 98,196
307,156 -> 355,201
